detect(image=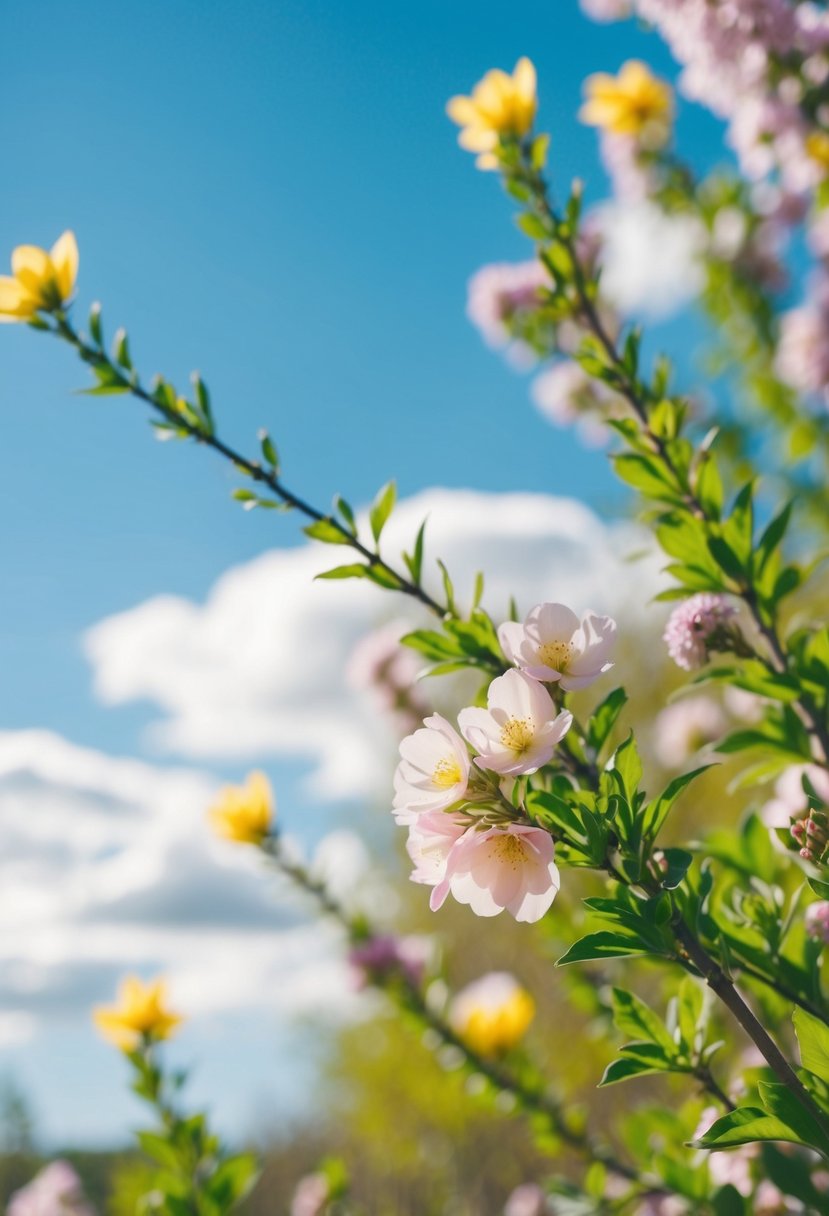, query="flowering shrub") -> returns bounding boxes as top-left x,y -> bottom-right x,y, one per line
7,4 -> 829,1212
